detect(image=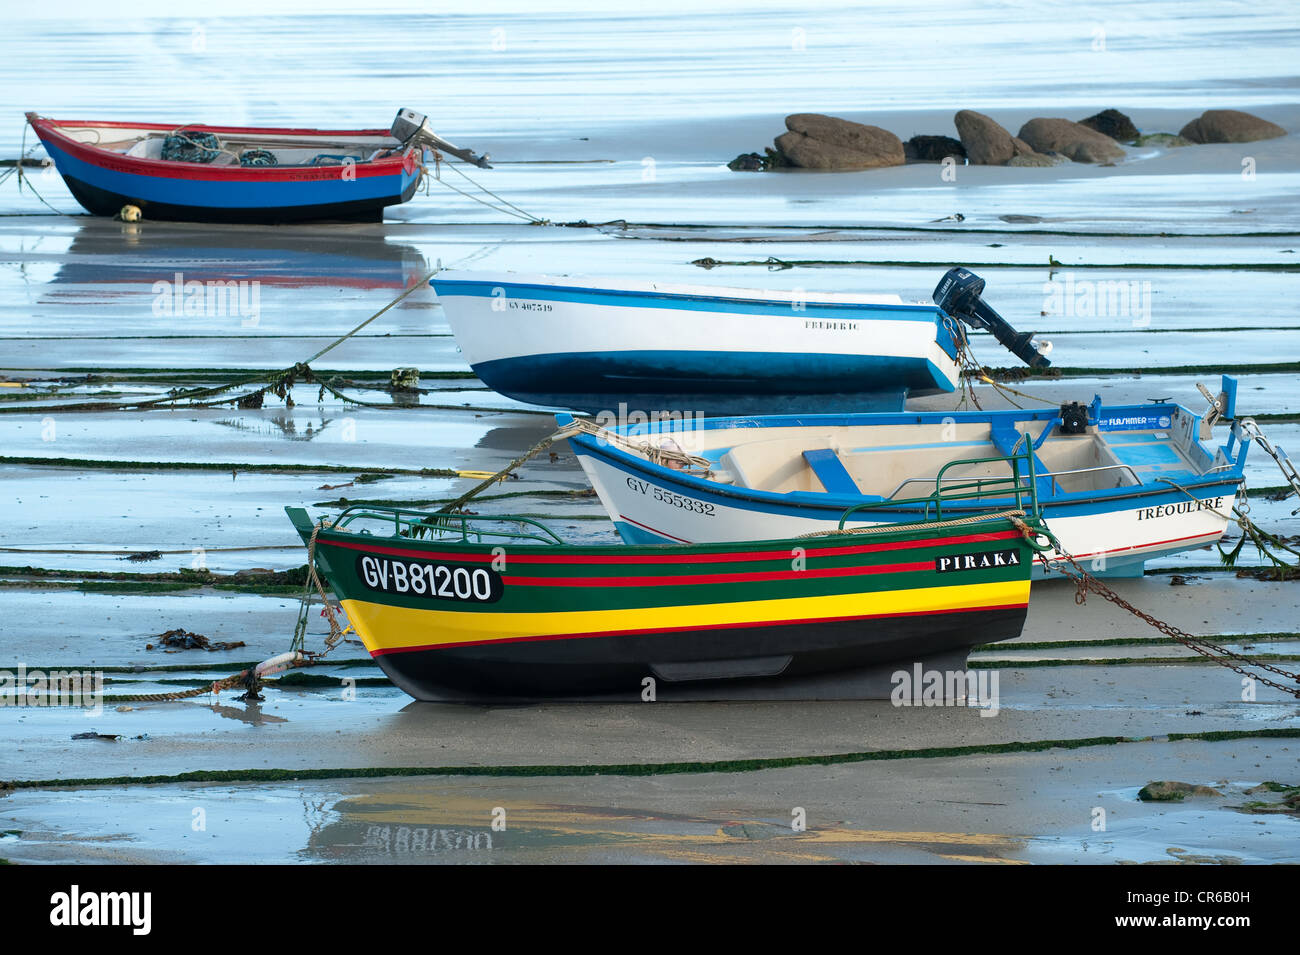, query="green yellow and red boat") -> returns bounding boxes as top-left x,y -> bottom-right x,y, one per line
286,446 -> 1054,701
